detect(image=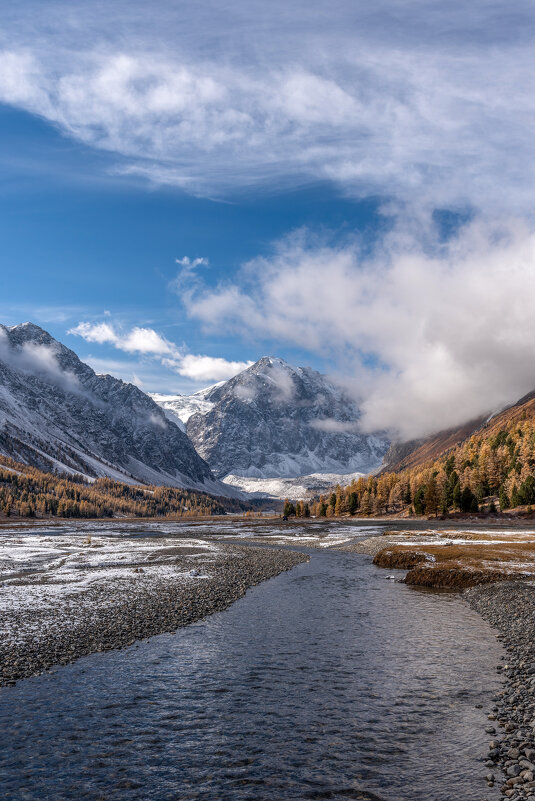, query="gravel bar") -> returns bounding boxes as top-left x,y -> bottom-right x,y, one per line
334,533 -> 412,556
0,544 -> 307,687
465,581 -> 535,800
